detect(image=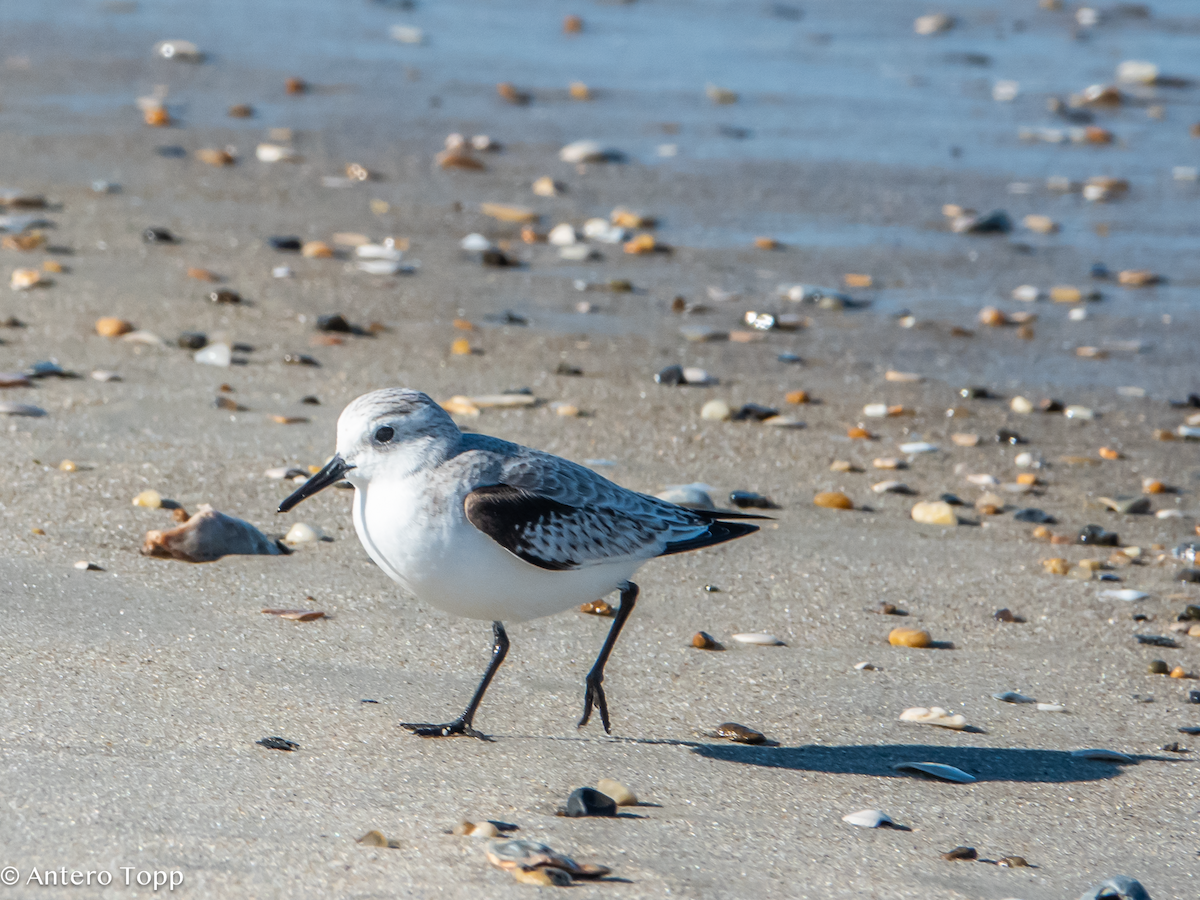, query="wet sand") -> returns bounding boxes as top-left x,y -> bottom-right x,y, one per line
2,2 -> 1200,898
